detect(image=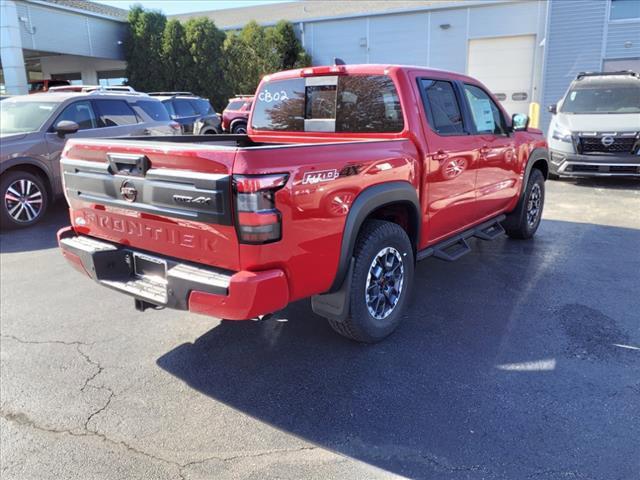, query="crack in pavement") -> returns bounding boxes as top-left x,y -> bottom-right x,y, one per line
1,334 -> 325,479
2,409 -> 323,480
